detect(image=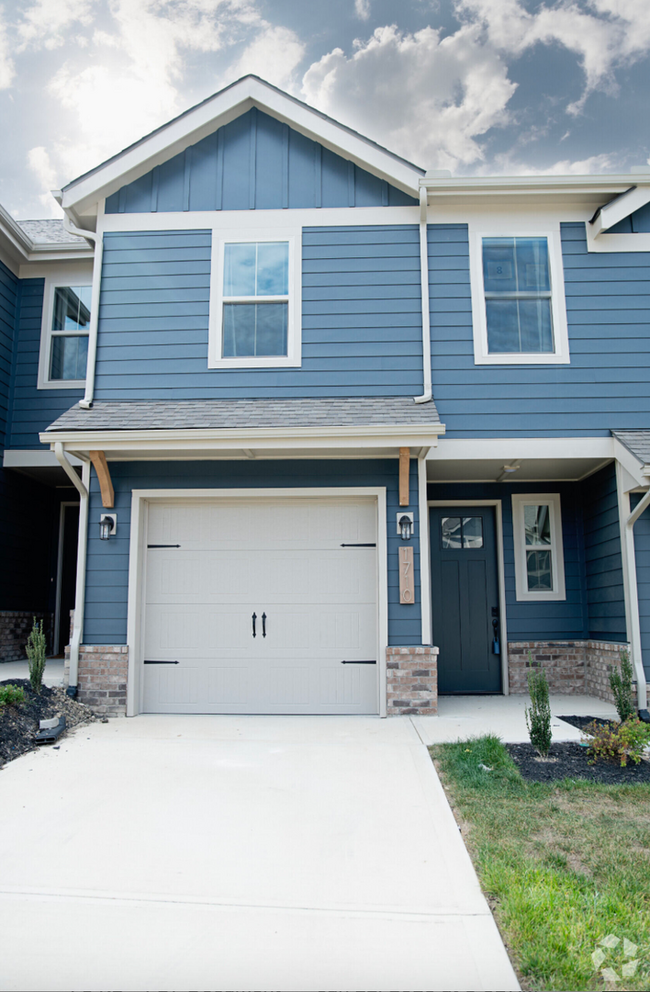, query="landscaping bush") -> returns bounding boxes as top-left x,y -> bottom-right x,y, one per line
0,684 -> 25,708
609,649 -> 635,723
525,665 -> 552,757
26,618 -> 47,693
583,717 -> 650,767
